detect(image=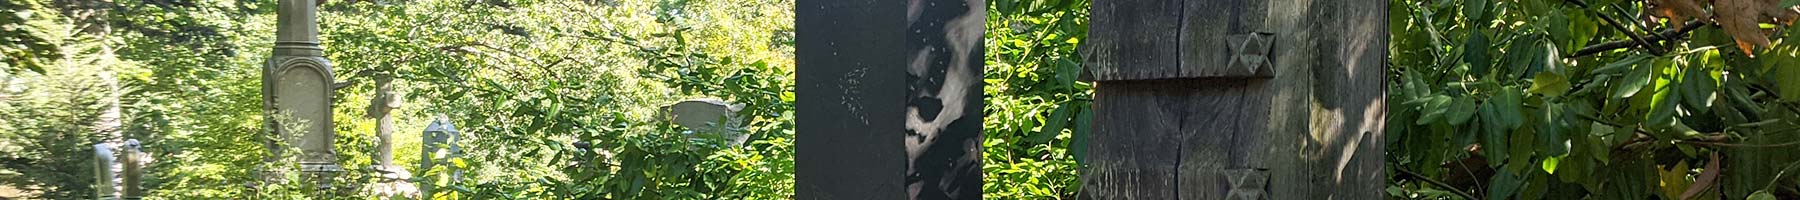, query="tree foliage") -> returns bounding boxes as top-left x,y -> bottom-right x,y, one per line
0,0 -> 1107,198
3,0 -> 800,198
983,0 -> 1089,198
1389,0 -> 1800,198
